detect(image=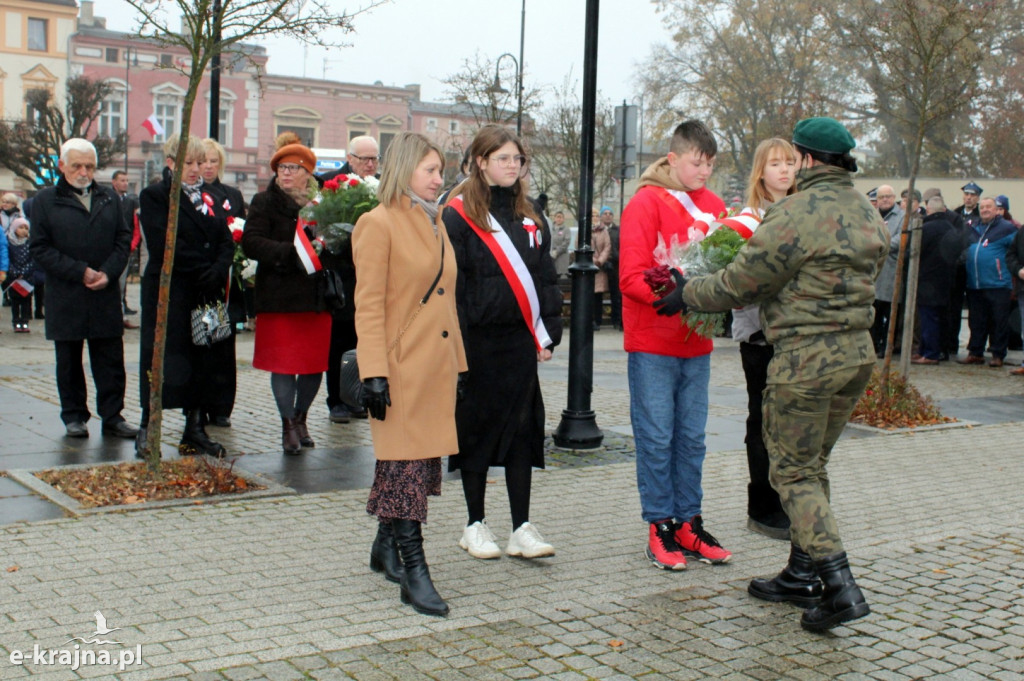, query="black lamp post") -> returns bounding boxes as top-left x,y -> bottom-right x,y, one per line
552,0 -> 603,449
487,53 -> 522,136
209,0 -> 222,141
123,44 -> 136,172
